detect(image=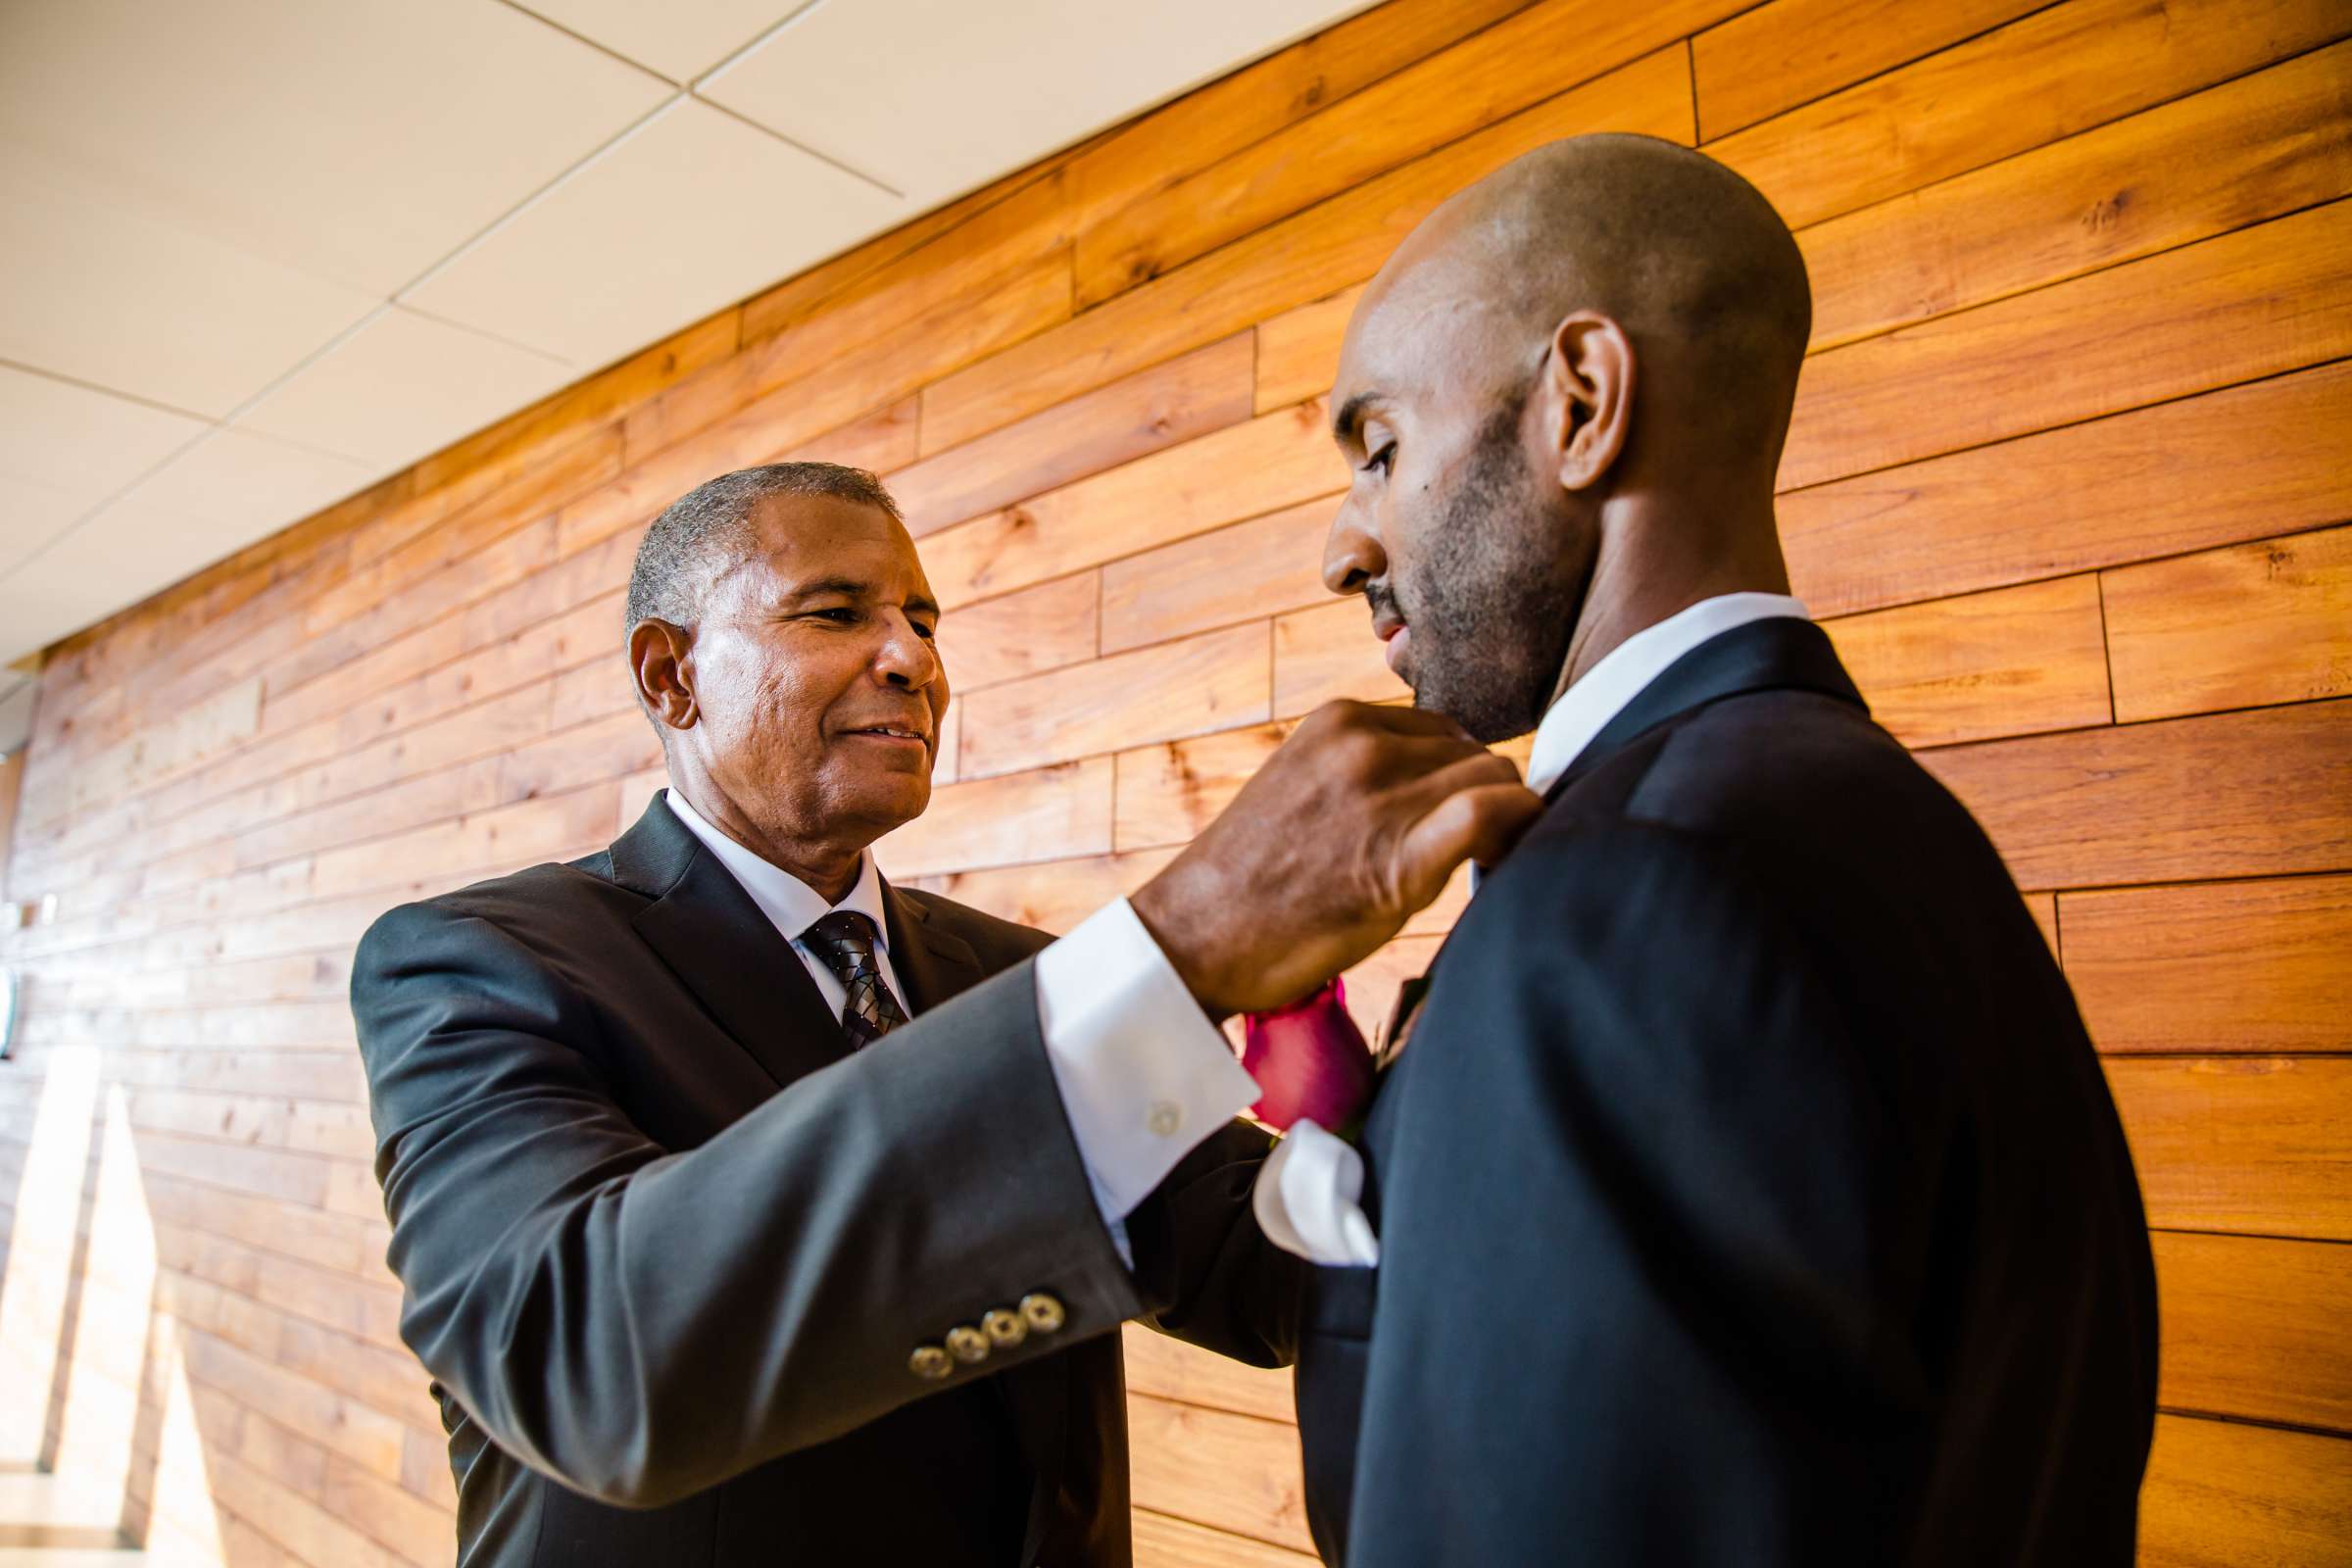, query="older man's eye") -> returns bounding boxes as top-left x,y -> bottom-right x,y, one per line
1361,442 -> 1396,476
912,621 -> 938,641
810,608 -> 860,624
